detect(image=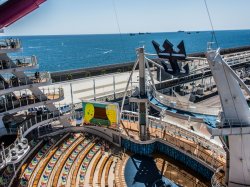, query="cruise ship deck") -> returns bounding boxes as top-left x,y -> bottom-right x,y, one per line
1,38 -> 250,186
